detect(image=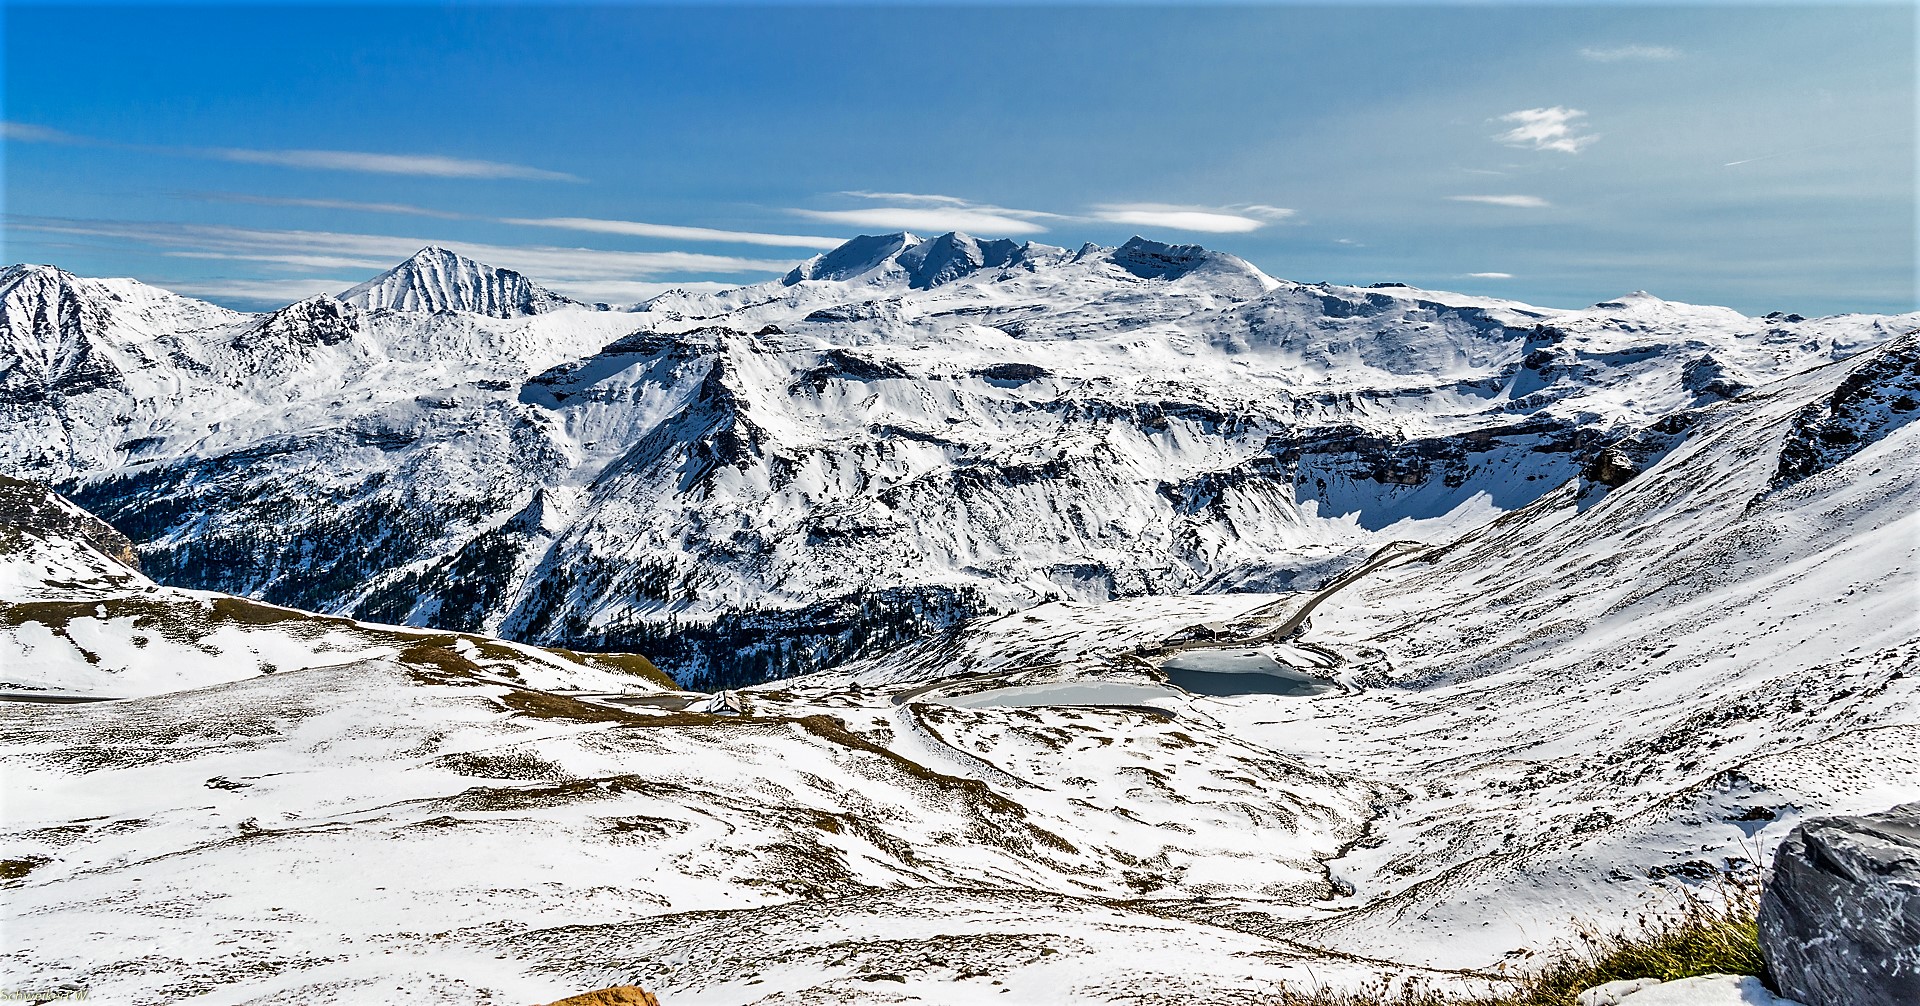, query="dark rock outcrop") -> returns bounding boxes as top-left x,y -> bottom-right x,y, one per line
1759,802 -> 1920,1006
0,474 -> 141,571
1773,333 -> 1920,487
1583,446 -> 1640,488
